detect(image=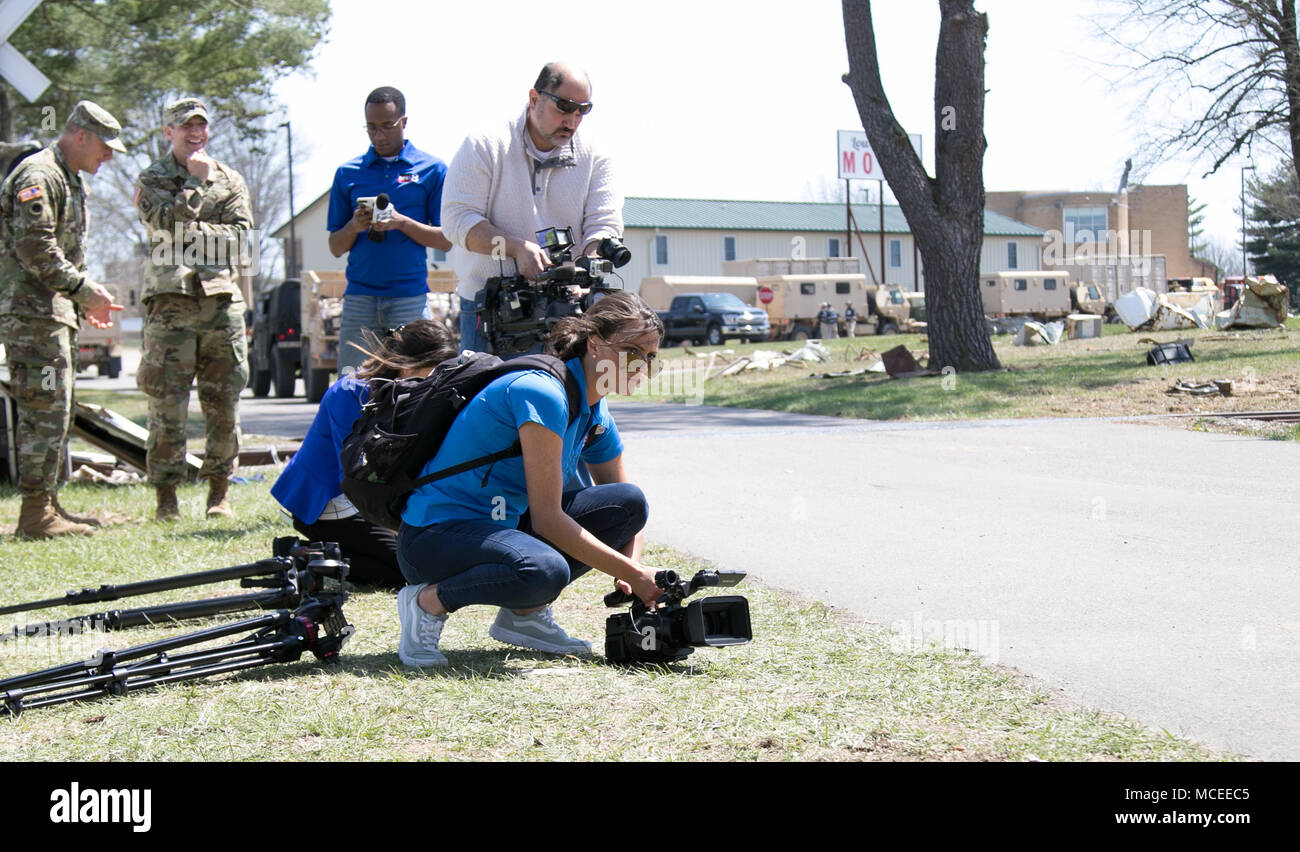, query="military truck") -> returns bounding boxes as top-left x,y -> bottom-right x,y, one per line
754,274 -> 916,339
980,271 -> 1071,320
250,269 -> 459,403
717,257 -> 916,338
1070,282 -> 1109,317
75,283 -> 128,378
75,316 -> 123,379
248,278 -> 301,398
